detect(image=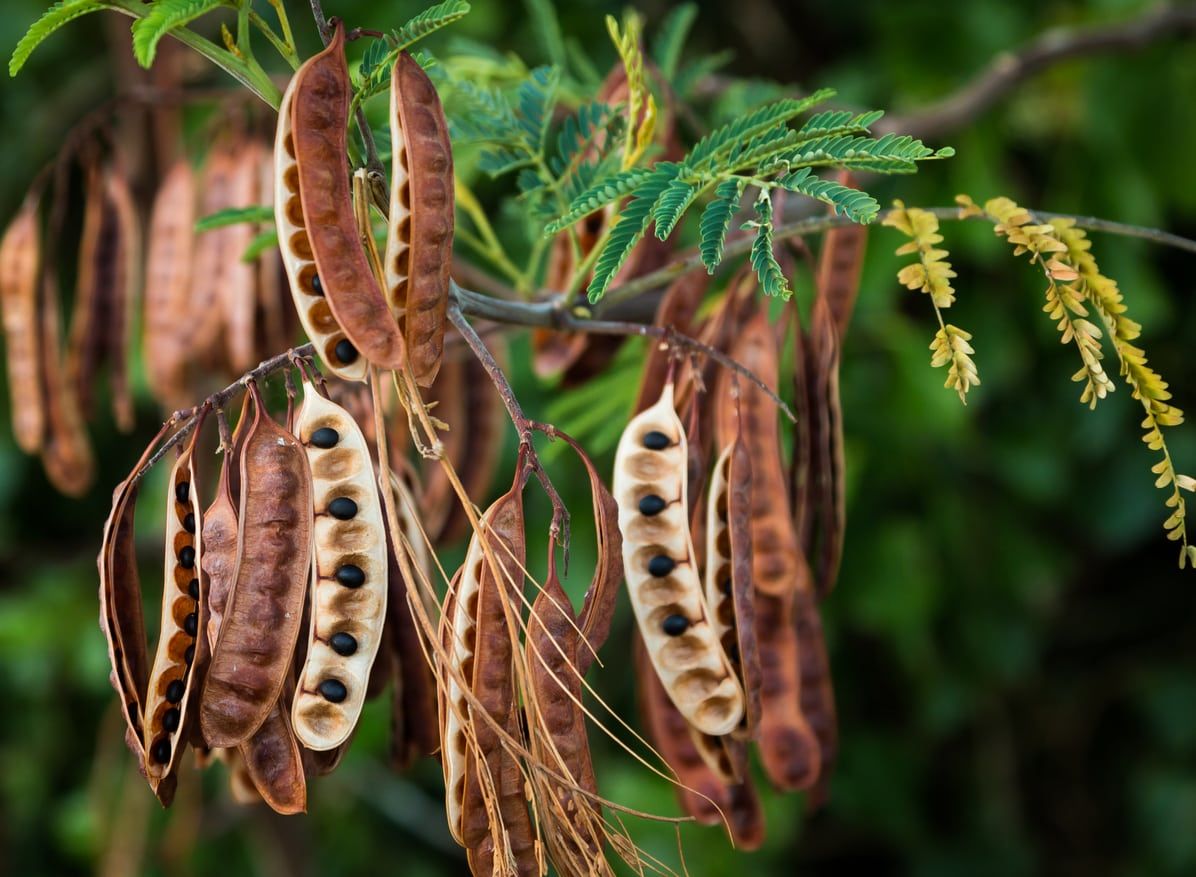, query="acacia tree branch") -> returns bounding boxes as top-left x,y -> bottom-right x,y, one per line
878,3 -> 1196,140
